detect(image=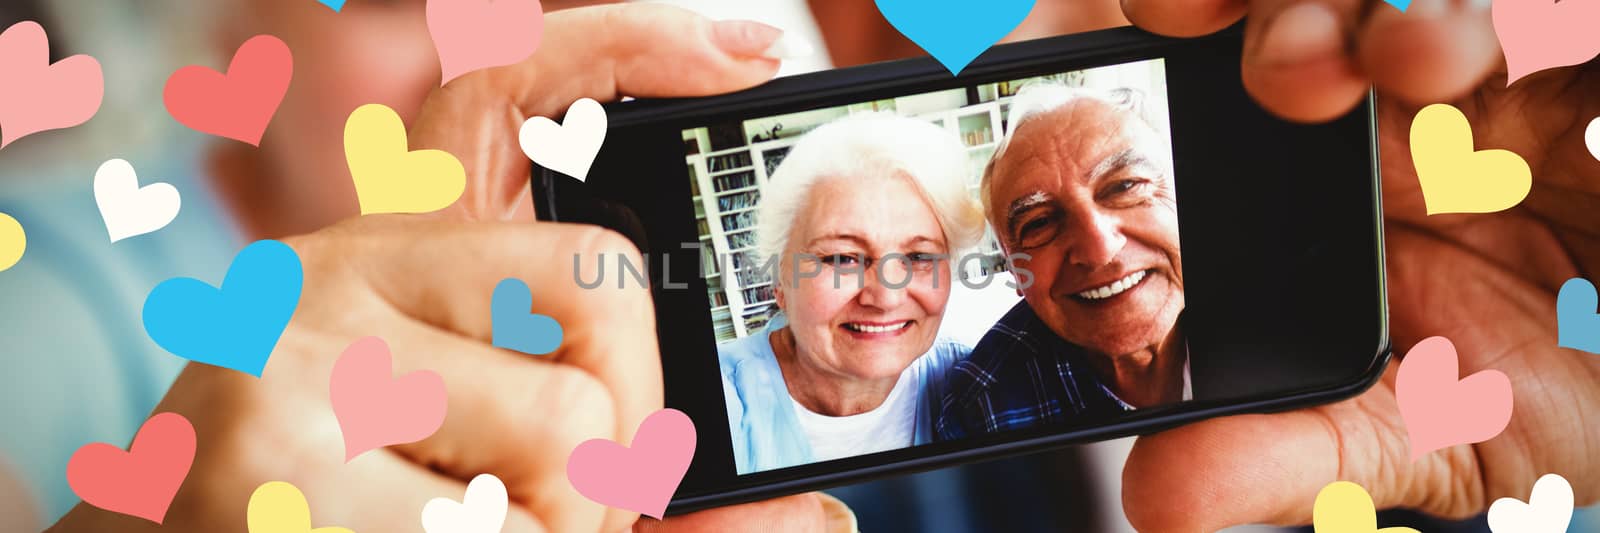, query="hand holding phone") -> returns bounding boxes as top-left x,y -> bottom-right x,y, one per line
1120,0 -> 1600,530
